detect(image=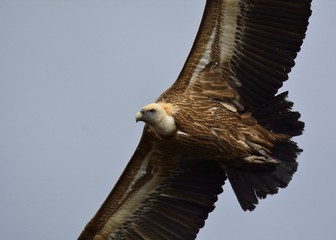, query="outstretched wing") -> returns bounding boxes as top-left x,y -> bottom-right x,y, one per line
159,0 -> 311,112
78,129 -> 226,240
